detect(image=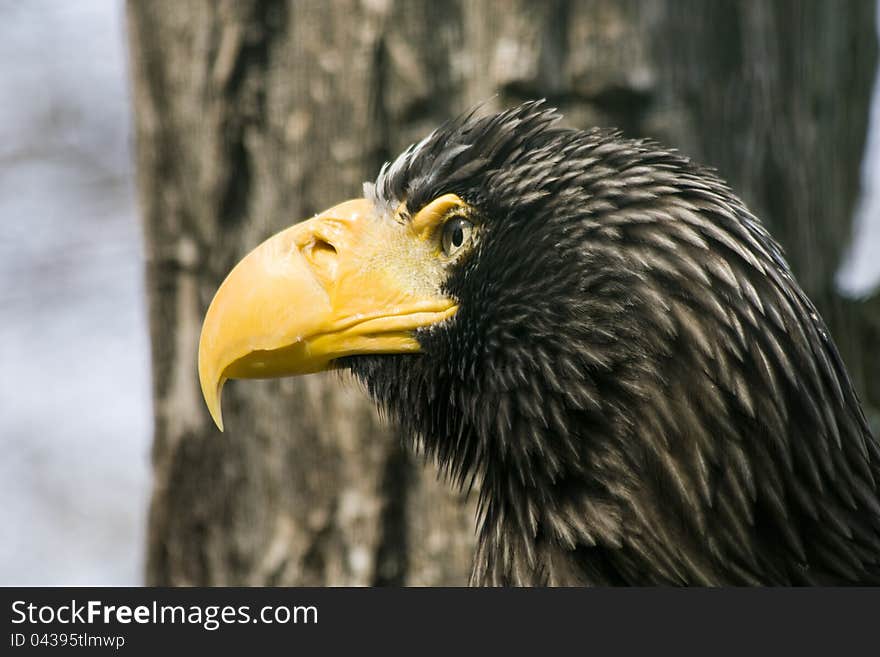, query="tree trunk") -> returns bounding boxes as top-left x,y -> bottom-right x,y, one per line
129,0 -> 877,586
